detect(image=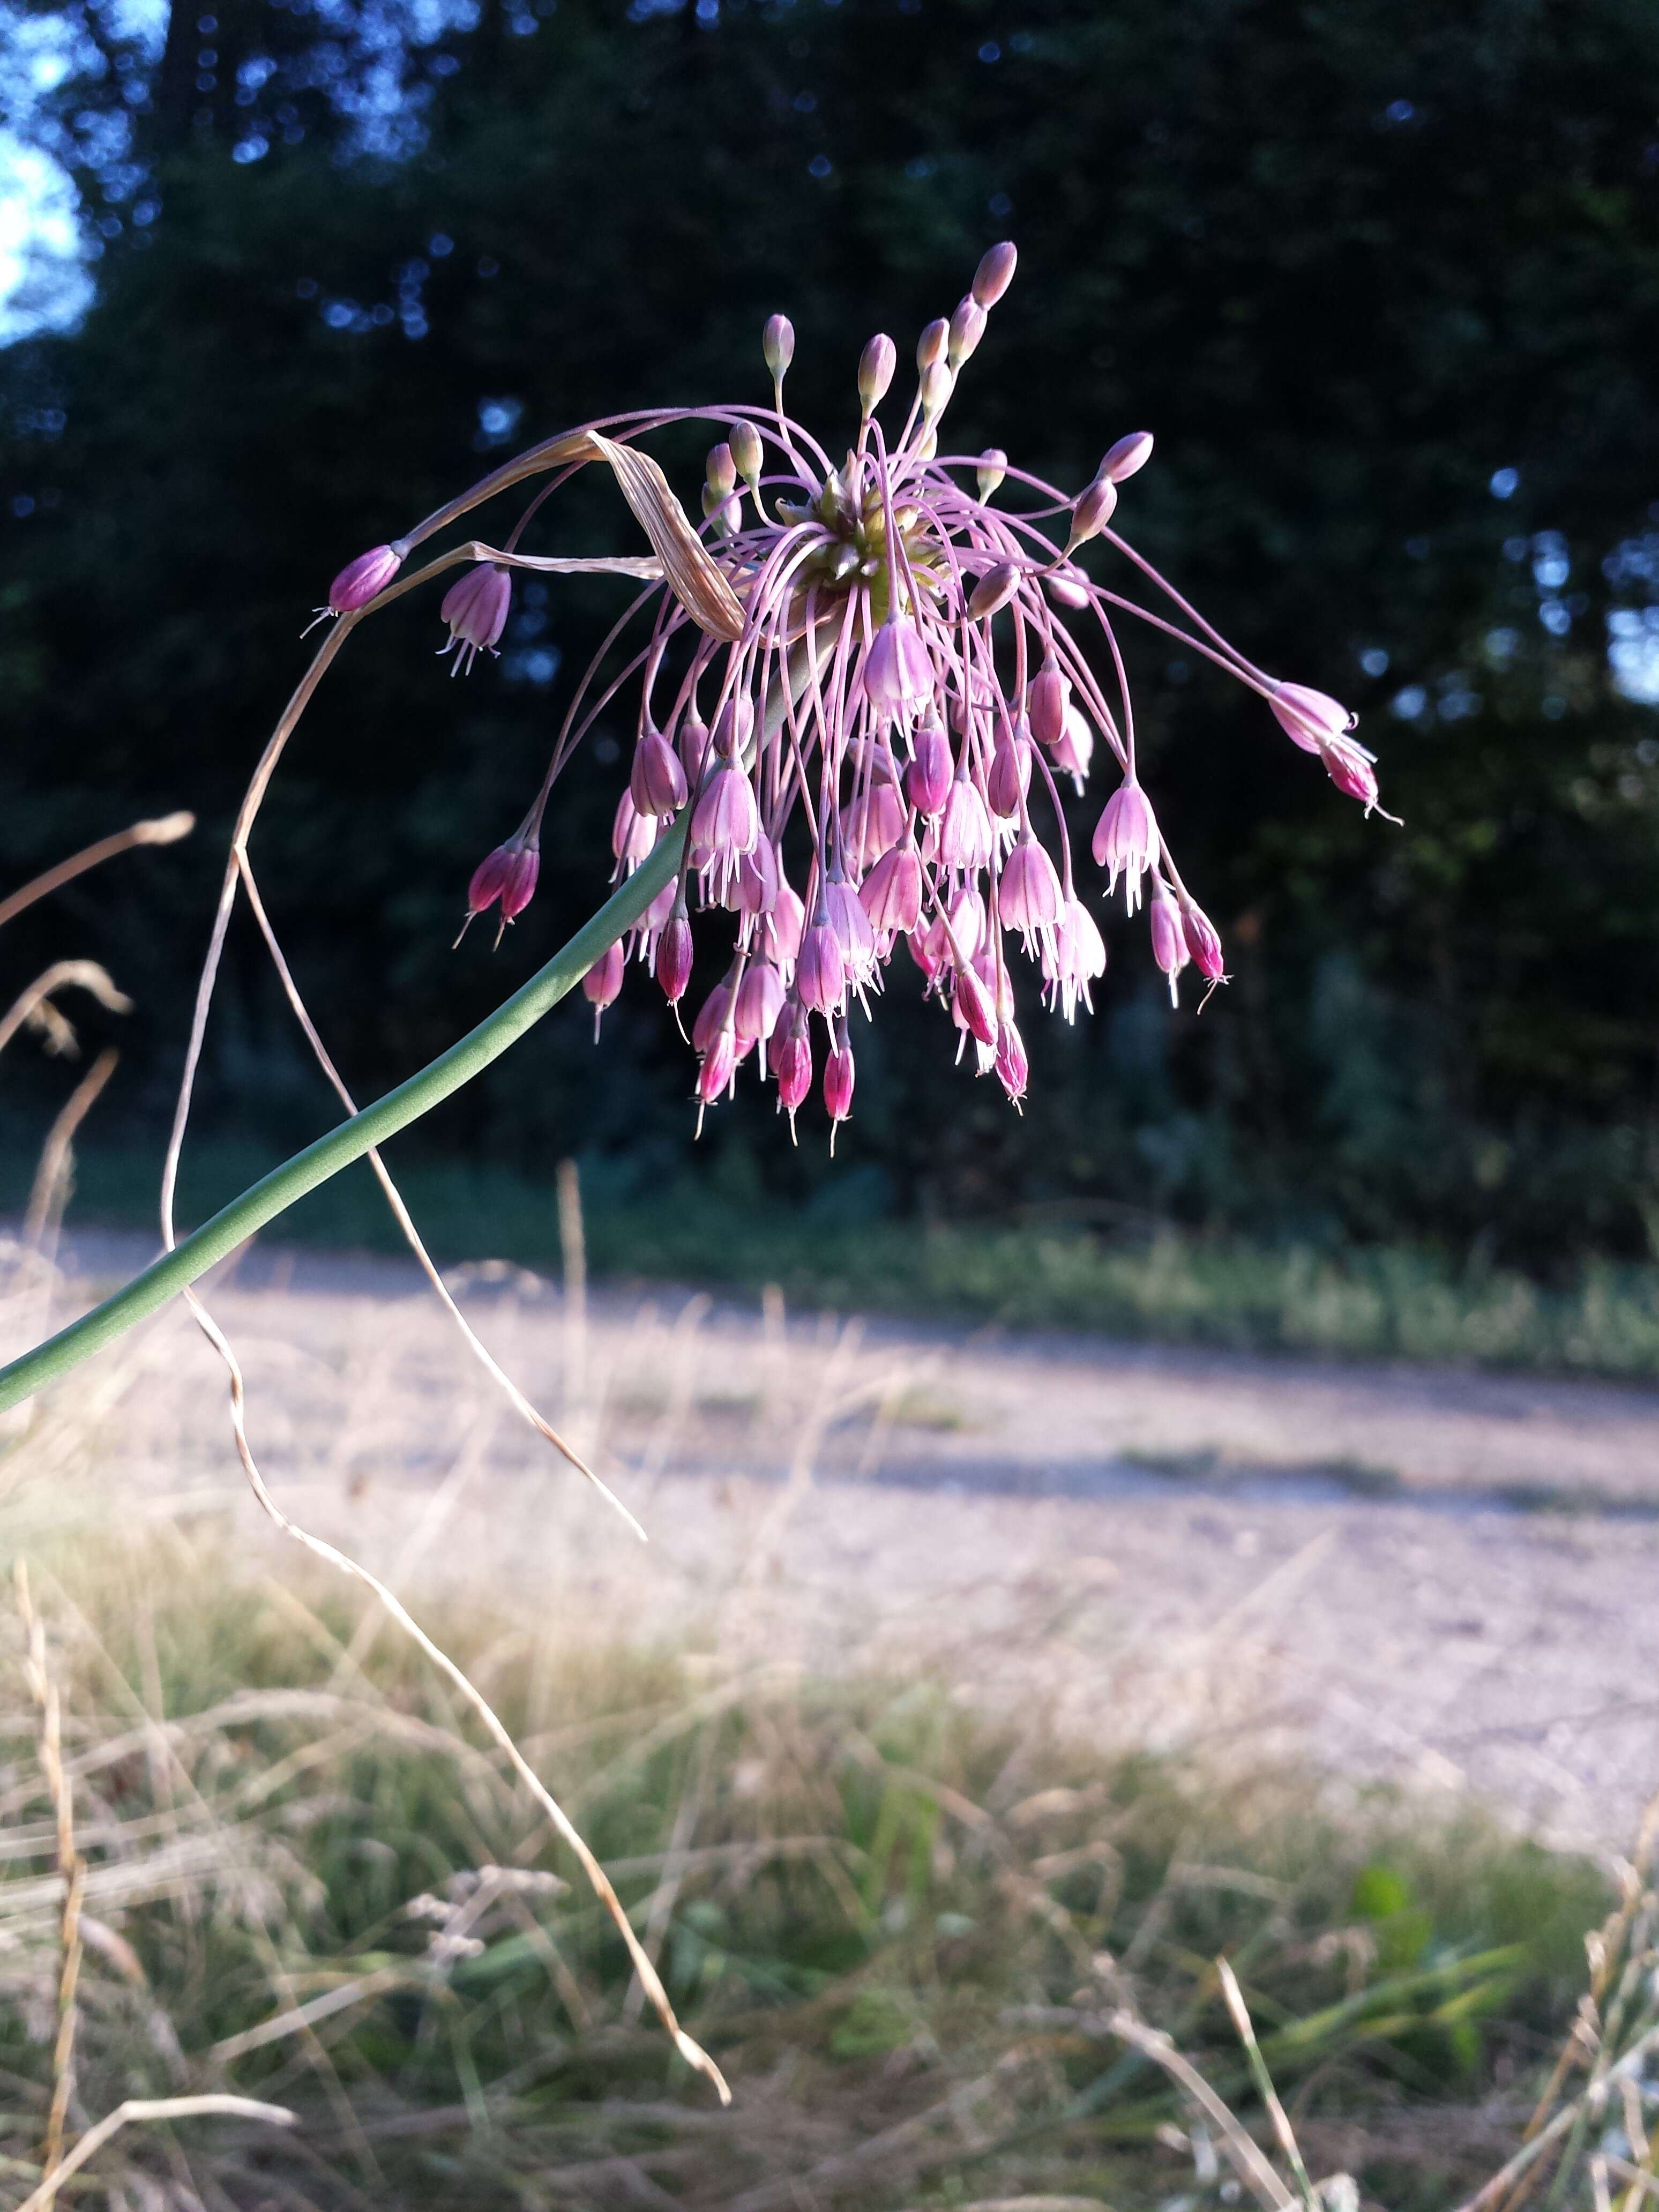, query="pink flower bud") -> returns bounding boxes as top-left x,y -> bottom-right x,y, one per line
762,879 -> 805,967
763,313 -> 795,379
630,729 -> 688,818
948,883 -> 988,962
971,240 -> 1018,308
1100,430 -> 1155,483
860,843 -> 923,935
1051,703 -> 1095,783
858,333 -> 897,411
690,762 -> 759,857
678,715 -> 712,775
917,317 -> 949,371
977,449 -> 1007,499
467,835 -> 540,924
582,937 -> 625,1020
1068,475 -> 1118,548
729,420 -> 763,488
987,732 -> 1034,819
940,769 -> 993,871
1180,899 -> 1226,981
1092,776 -> 1159,911
864,615 -> 935,713
824,1029 -> 856,1126
905,722 -> 954,816
656,908 -> 693,1003
999,833 -> 1062,933
920,359 -> 954,416
612,788 -> 658,866
1149,883 -> 1189,1002
995,1020 -> 1028,1103
737,838 -> 781,917
954,962 -> 997,1048
1271,682 -> 1356,755
697,1025 -> 737,1105
706,441 -> 737,497
769,997 -> 813,1115
969,561 -> 1022,619
735,959 -> 786,1043
797,911 -> 847,1013
1027,659 -> 1071,750
1045,567 -> 1093,611
692,969 -> 738,1055
439,564 -> 512,675
328,542 -> 402,612
948,294 -> 988,365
